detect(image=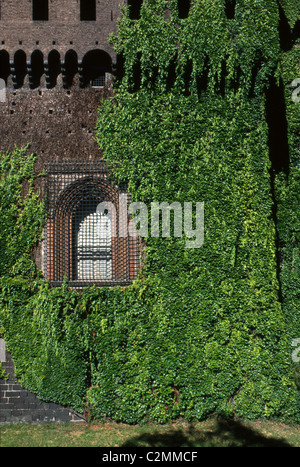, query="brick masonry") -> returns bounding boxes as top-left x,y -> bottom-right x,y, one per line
0,83 -> 110,171
0,0 -> 121,60
0,0 -> 123,165
0,340 -> 85,424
